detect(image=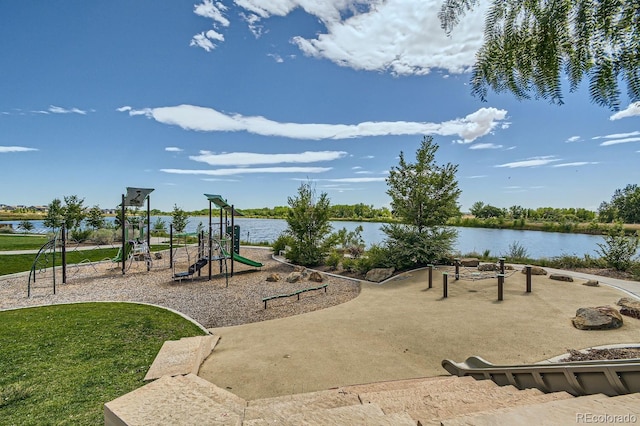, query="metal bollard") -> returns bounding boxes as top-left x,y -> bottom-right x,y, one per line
454,258 -> 460,280
427,264 -> 433,289
499,257 -> 505,275
497,273 -> 504,301
525,265 -> 532,293
443,272 -> 448,298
